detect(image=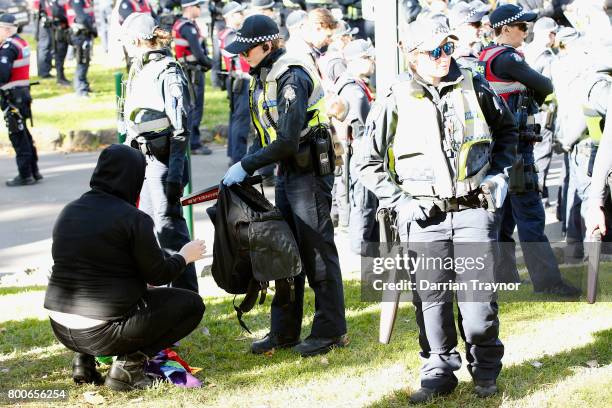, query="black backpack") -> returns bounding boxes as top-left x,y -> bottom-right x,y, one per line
206,183 -> 302,332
